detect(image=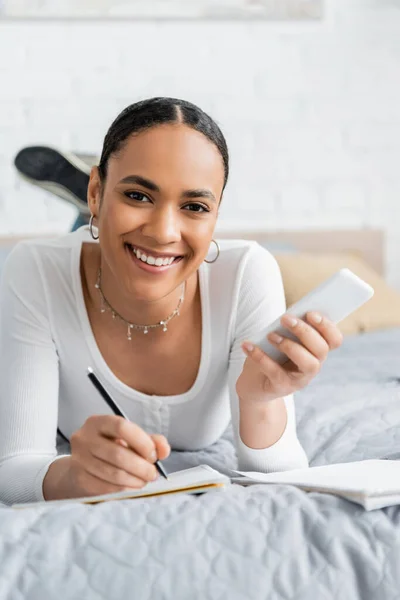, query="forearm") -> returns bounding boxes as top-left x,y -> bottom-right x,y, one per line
42,456 -> 72,501
239,397 -> 287,449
